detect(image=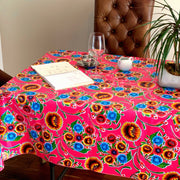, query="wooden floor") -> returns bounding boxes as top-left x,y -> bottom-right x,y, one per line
0,154 -> 132,180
